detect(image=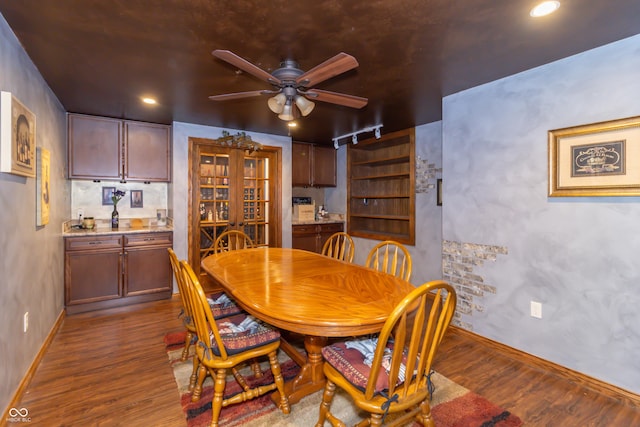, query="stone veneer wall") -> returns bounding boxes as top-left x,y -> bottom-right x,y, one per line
442,240 -> 508,330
